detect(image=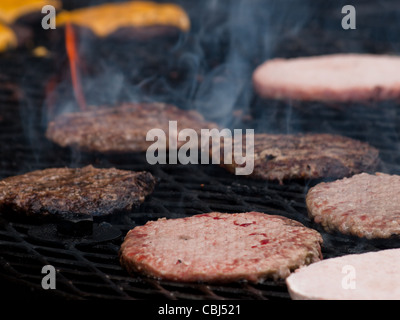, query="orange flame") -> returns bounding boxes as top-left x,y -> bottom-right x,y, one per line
45,75 -> 59,118
65,22 -> 87,111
